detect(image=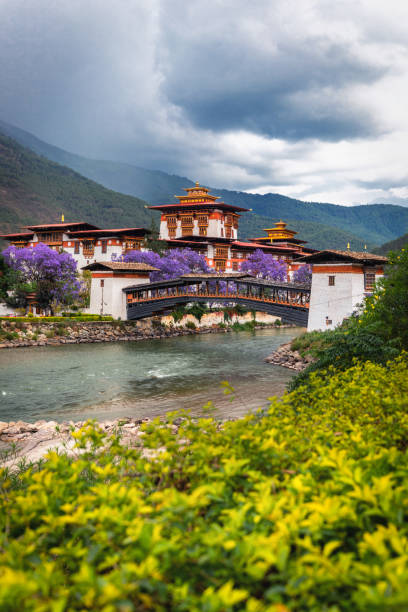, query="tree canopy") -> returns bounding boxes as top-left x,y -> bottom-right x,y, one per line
2,243 -> 81,311
240,249 -> 287,281
124,248 -> 211,281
